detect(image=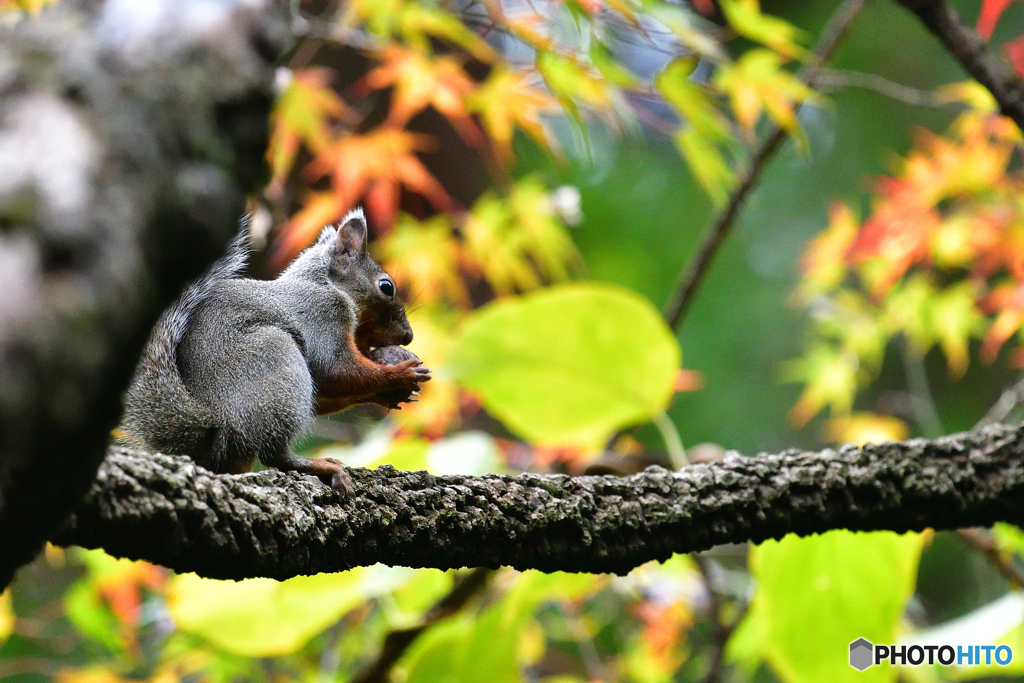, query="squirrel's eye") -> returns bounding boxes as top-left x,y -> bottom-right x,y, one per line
378,279 -> 395,298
